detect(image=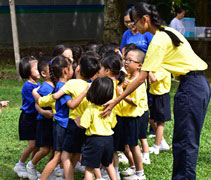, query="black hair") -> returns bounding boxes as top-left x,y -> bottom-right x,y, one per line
81,51 -> 101,62
101,50 -> 122,60
87,76 -> 114,106
19,56 -> 37,79
53,44 -> 71,57
124,8 -> 132,17
79,56 -> 100,80
84,42 -> 100,53
126,48 -> 145,64
49,55 -> 72,86
101,55 -> 125,85
38,56 -> 52,77
132,2 -> 183,47
123,43 -> 139,57
175,7 -> 186,15
98,43 -> 120,58
69,44 -> 83,65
